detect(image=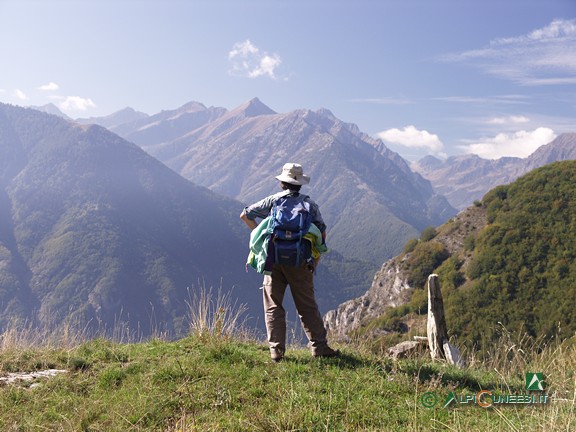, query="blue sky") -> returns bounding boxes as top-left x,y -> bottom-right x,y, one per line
1,0 -> 574,161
